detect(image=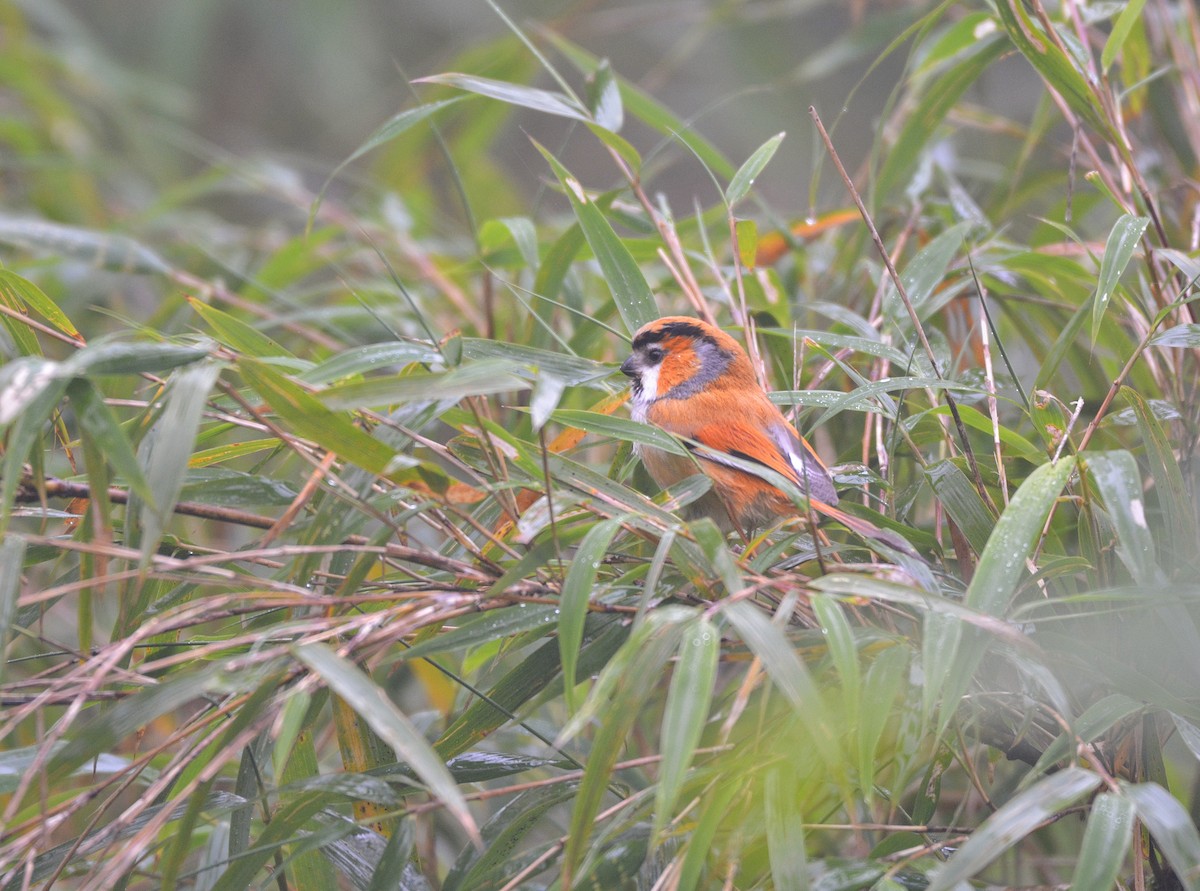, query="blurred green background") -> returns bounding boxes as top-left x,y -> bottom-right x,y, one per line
48,0 -> 1036,213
